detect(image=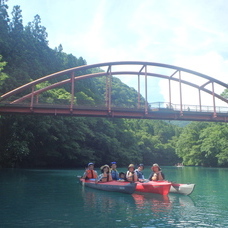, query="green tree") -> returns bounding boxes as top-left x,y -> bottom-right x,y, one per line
176,122 -> 209,166
0,115 -> 31,167
0,55 -> 8,91
200,123 -> 228,166
0,0 -> 11,55
10,5 -> 23,34
0,2 -> 188,169
31,14 -> 48,44
221,88 -> 228,99
176,121 -> 228,167
125,119 -> 179,166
